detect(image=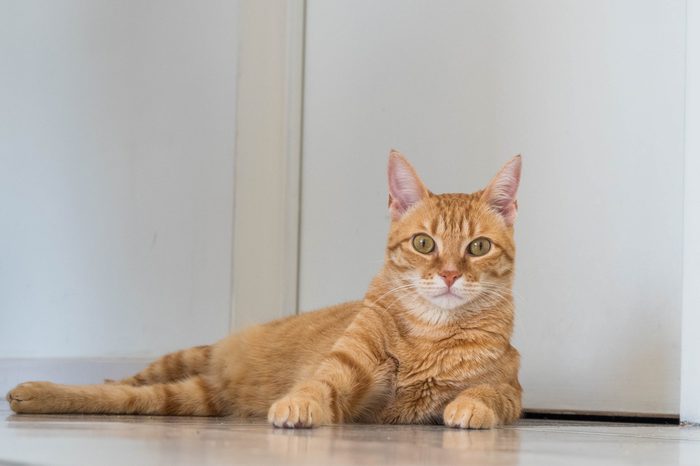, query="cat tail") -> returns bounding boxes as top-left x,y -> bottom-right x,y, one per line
107,345 -> 213,386
9,375 -> 230,416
